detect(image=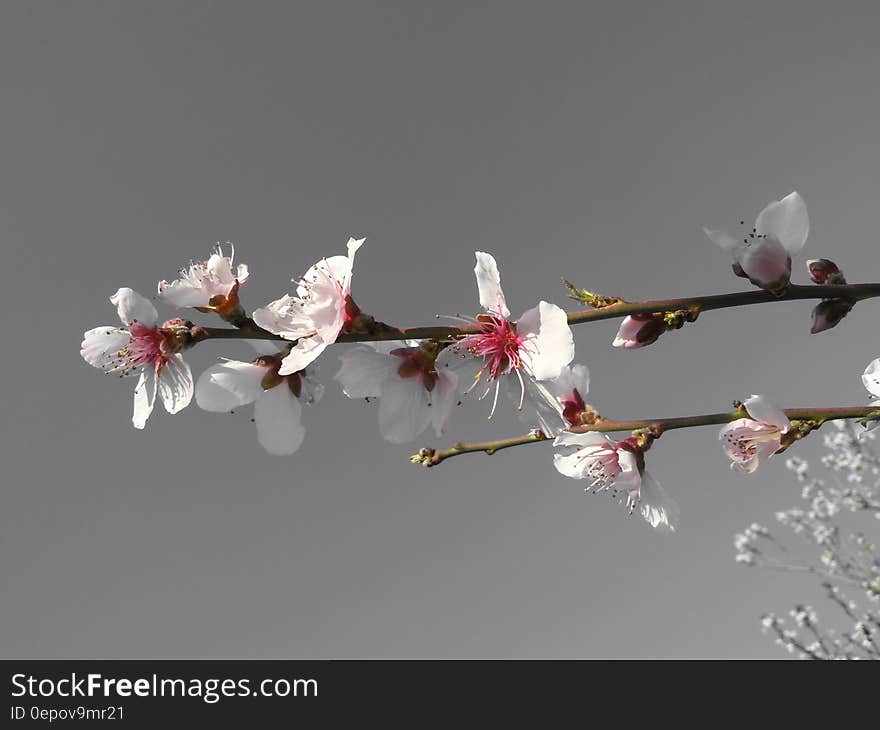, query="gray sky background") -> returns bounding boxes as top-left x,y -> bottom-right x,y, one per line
3,1 -> 880,658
